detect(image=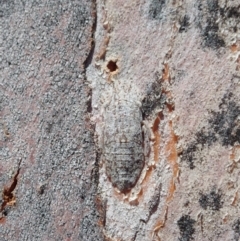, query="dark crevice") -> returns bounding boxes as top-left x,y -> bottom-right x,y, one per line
179,15 -> 190,33
0,160 -> 22,220
107,60 -> 118,72
83,0 -> 97,69
131,230 -> 139,241
86,88 -> 92,113
91,149 -> 101,188
84,1 -> 97,116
